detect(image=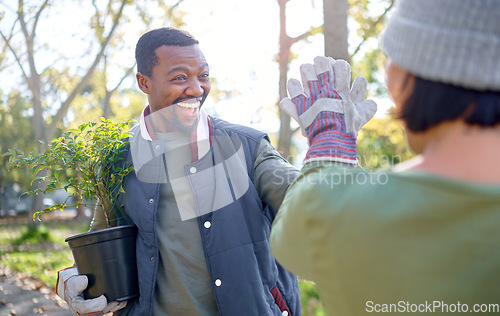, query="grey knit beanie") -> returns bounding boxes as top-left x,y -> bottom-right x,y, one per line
382,0 -> 500,91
